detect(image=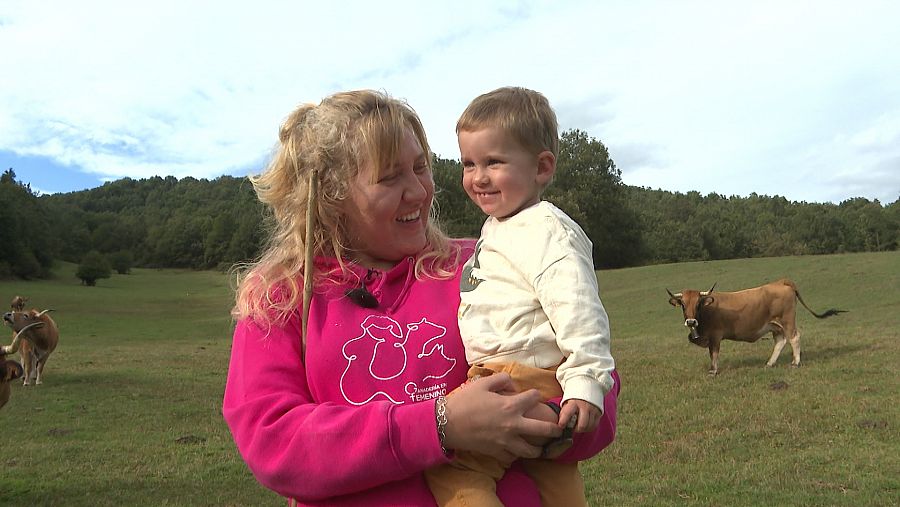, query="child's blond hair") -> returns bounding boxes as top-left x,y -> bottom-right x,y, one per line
456,86 -> 559,157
